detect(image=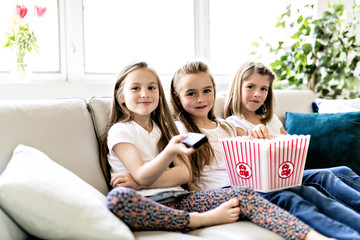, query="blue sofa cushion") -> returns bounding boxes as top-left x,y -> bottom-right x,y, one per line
285,112 -> 360,174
